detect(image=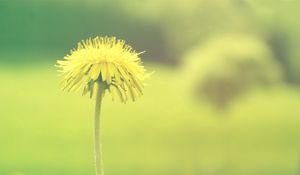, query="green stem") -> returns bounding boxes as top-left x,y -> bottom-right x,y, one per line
95,85 -> 104,175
